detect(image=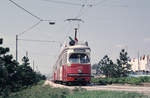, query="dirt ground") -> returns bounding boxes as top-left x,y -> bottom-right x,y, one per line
44,80 -> 150,97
